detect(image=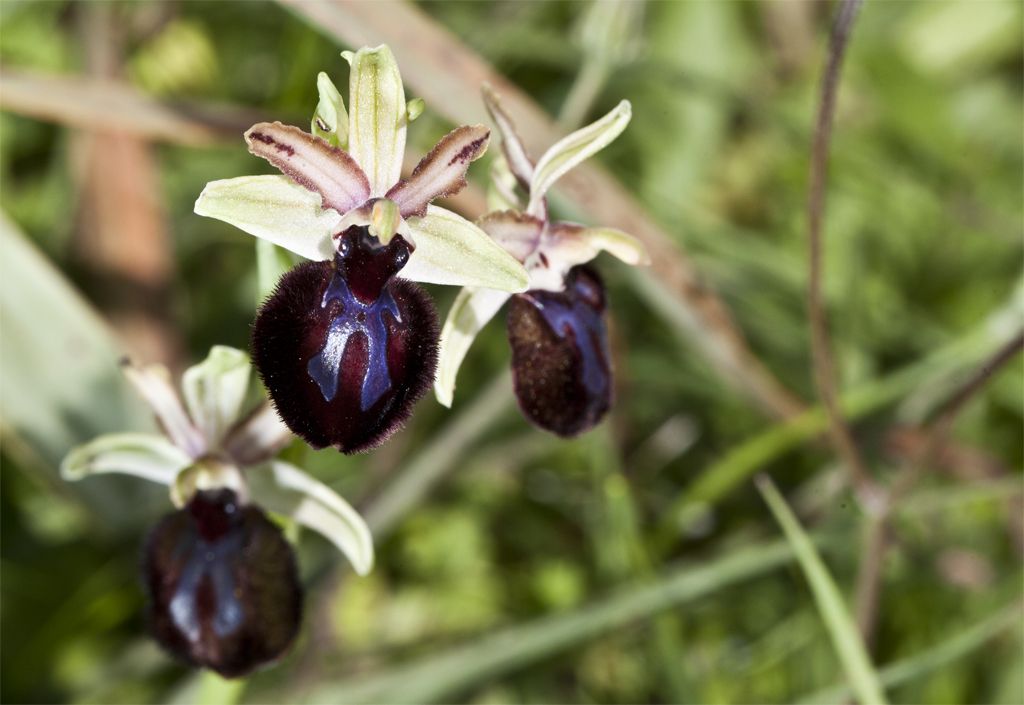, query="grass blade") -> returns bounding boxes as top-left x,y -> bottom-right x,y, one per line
755,475 -> 888,705
301,537 -> 819,703
798,601 -> 1022,704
